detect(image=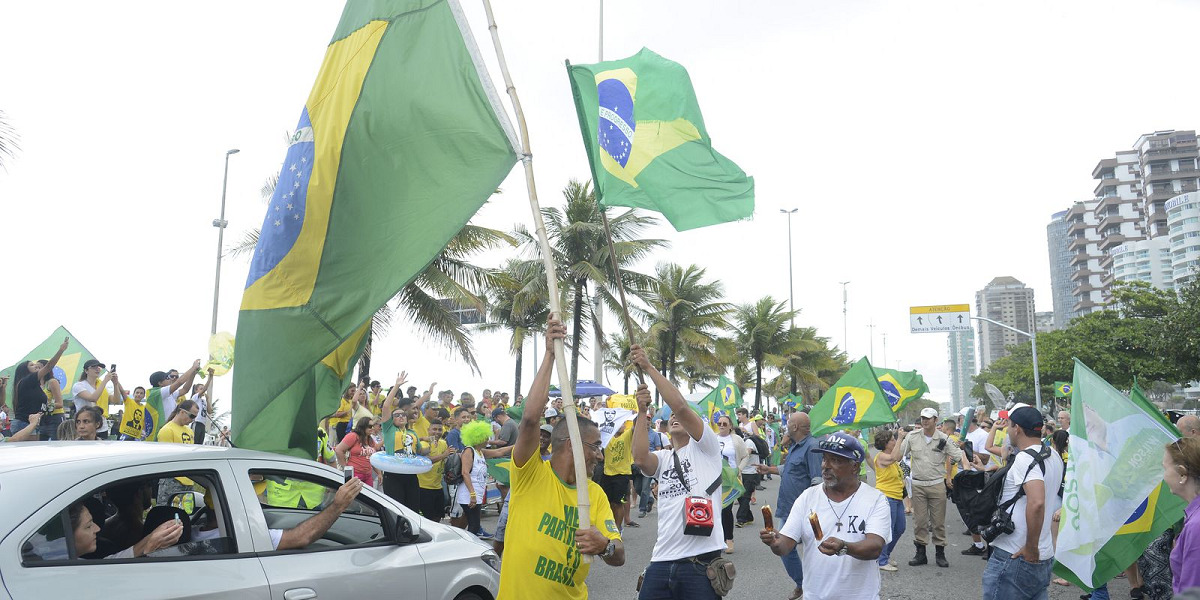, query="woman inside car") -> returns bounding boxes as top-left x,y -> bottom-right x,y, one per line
70,502 -> 182,559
